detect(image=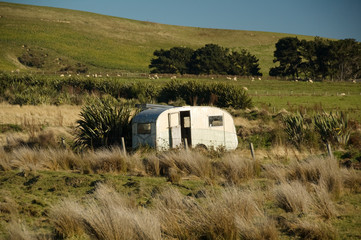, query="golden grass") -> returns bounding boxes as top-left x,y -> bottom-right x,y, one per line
0,103 -> 81,127
1,146 -> 359,239
49,199 -> 85,238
